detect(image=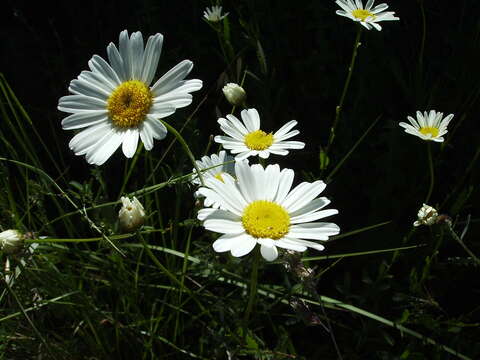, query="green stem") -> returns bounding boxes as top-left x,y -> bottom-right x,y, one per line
243,247 -> 260,339
426,143 -> 434,203
118,143 -> 143,198
326,25 -> 363,155
160,120 -> 205,186
446,223 -> 480,266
